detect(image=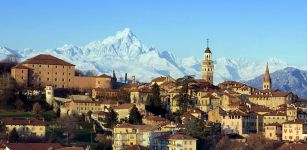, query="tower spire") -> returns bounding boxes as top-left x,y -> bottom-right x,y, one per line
206,38 -> 209,48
